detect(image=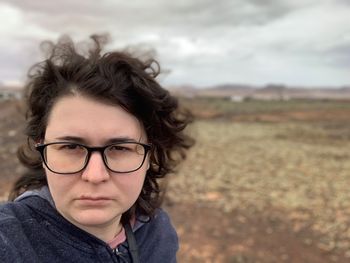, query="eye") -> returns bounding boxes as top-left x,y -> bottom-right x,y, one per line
60,144 -> 79,149
108,145 -> 131,152
55,143 -> 85,152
